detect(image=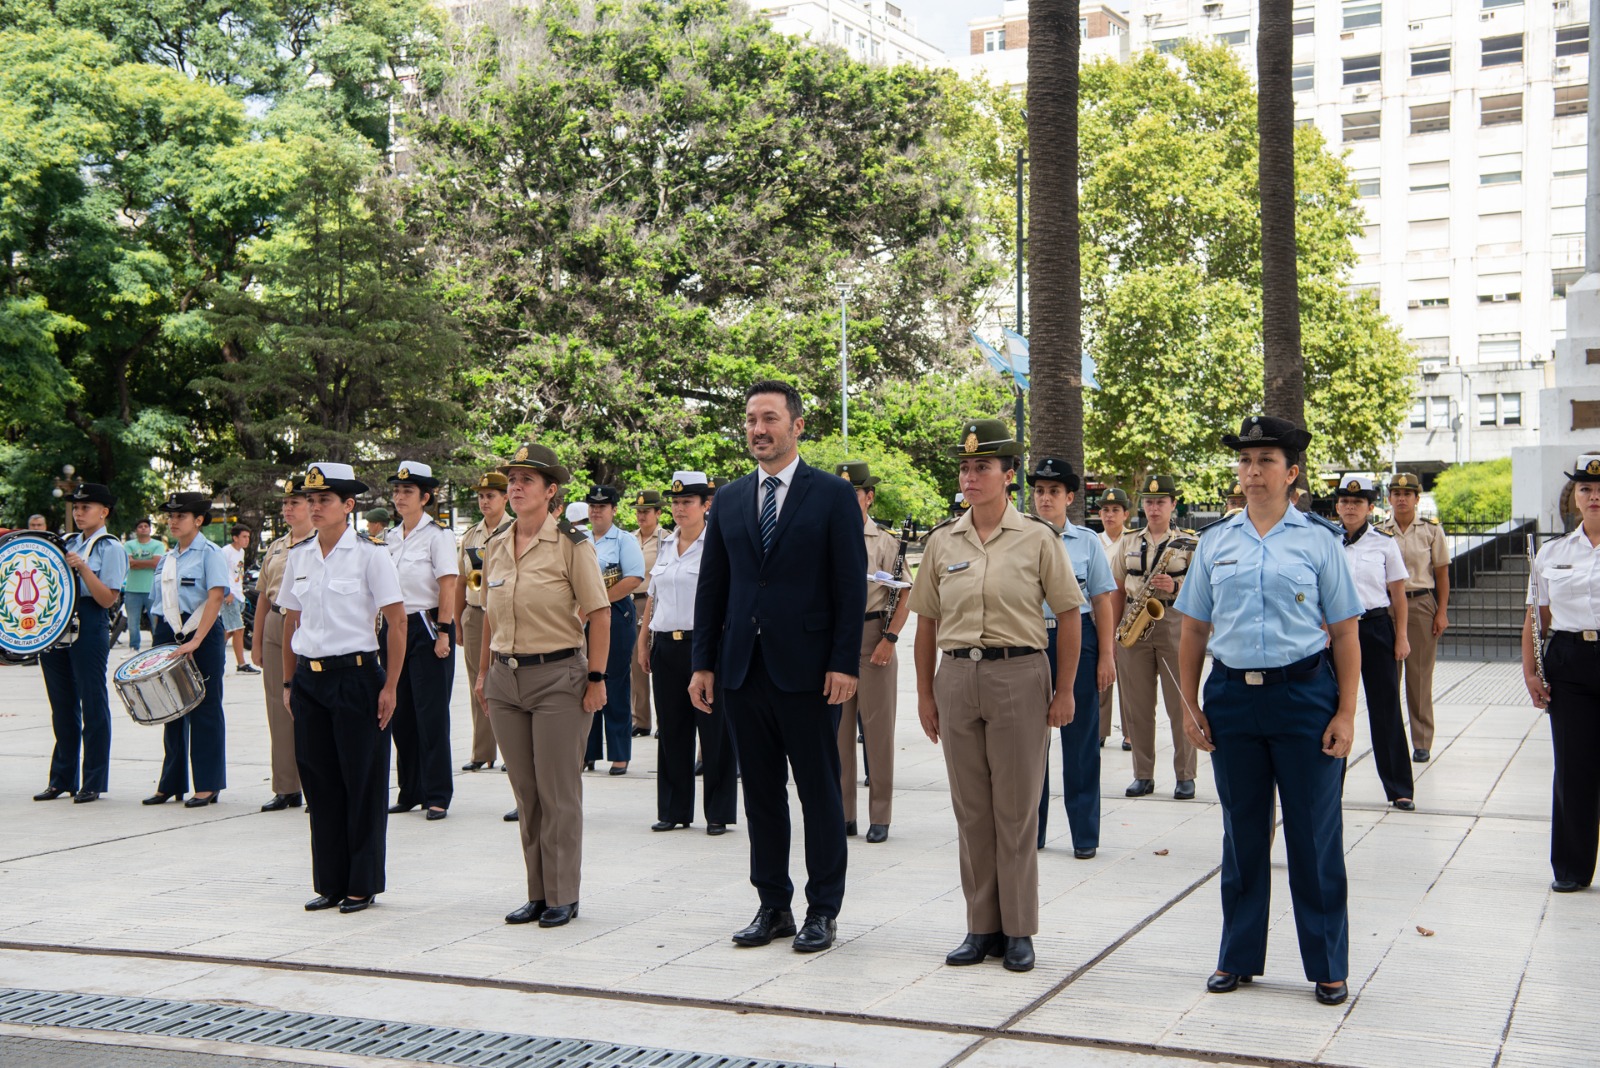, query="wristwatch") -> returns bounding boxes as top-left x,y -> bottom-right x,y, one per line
883,631 -> 899,644
587,670 -> 606,683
